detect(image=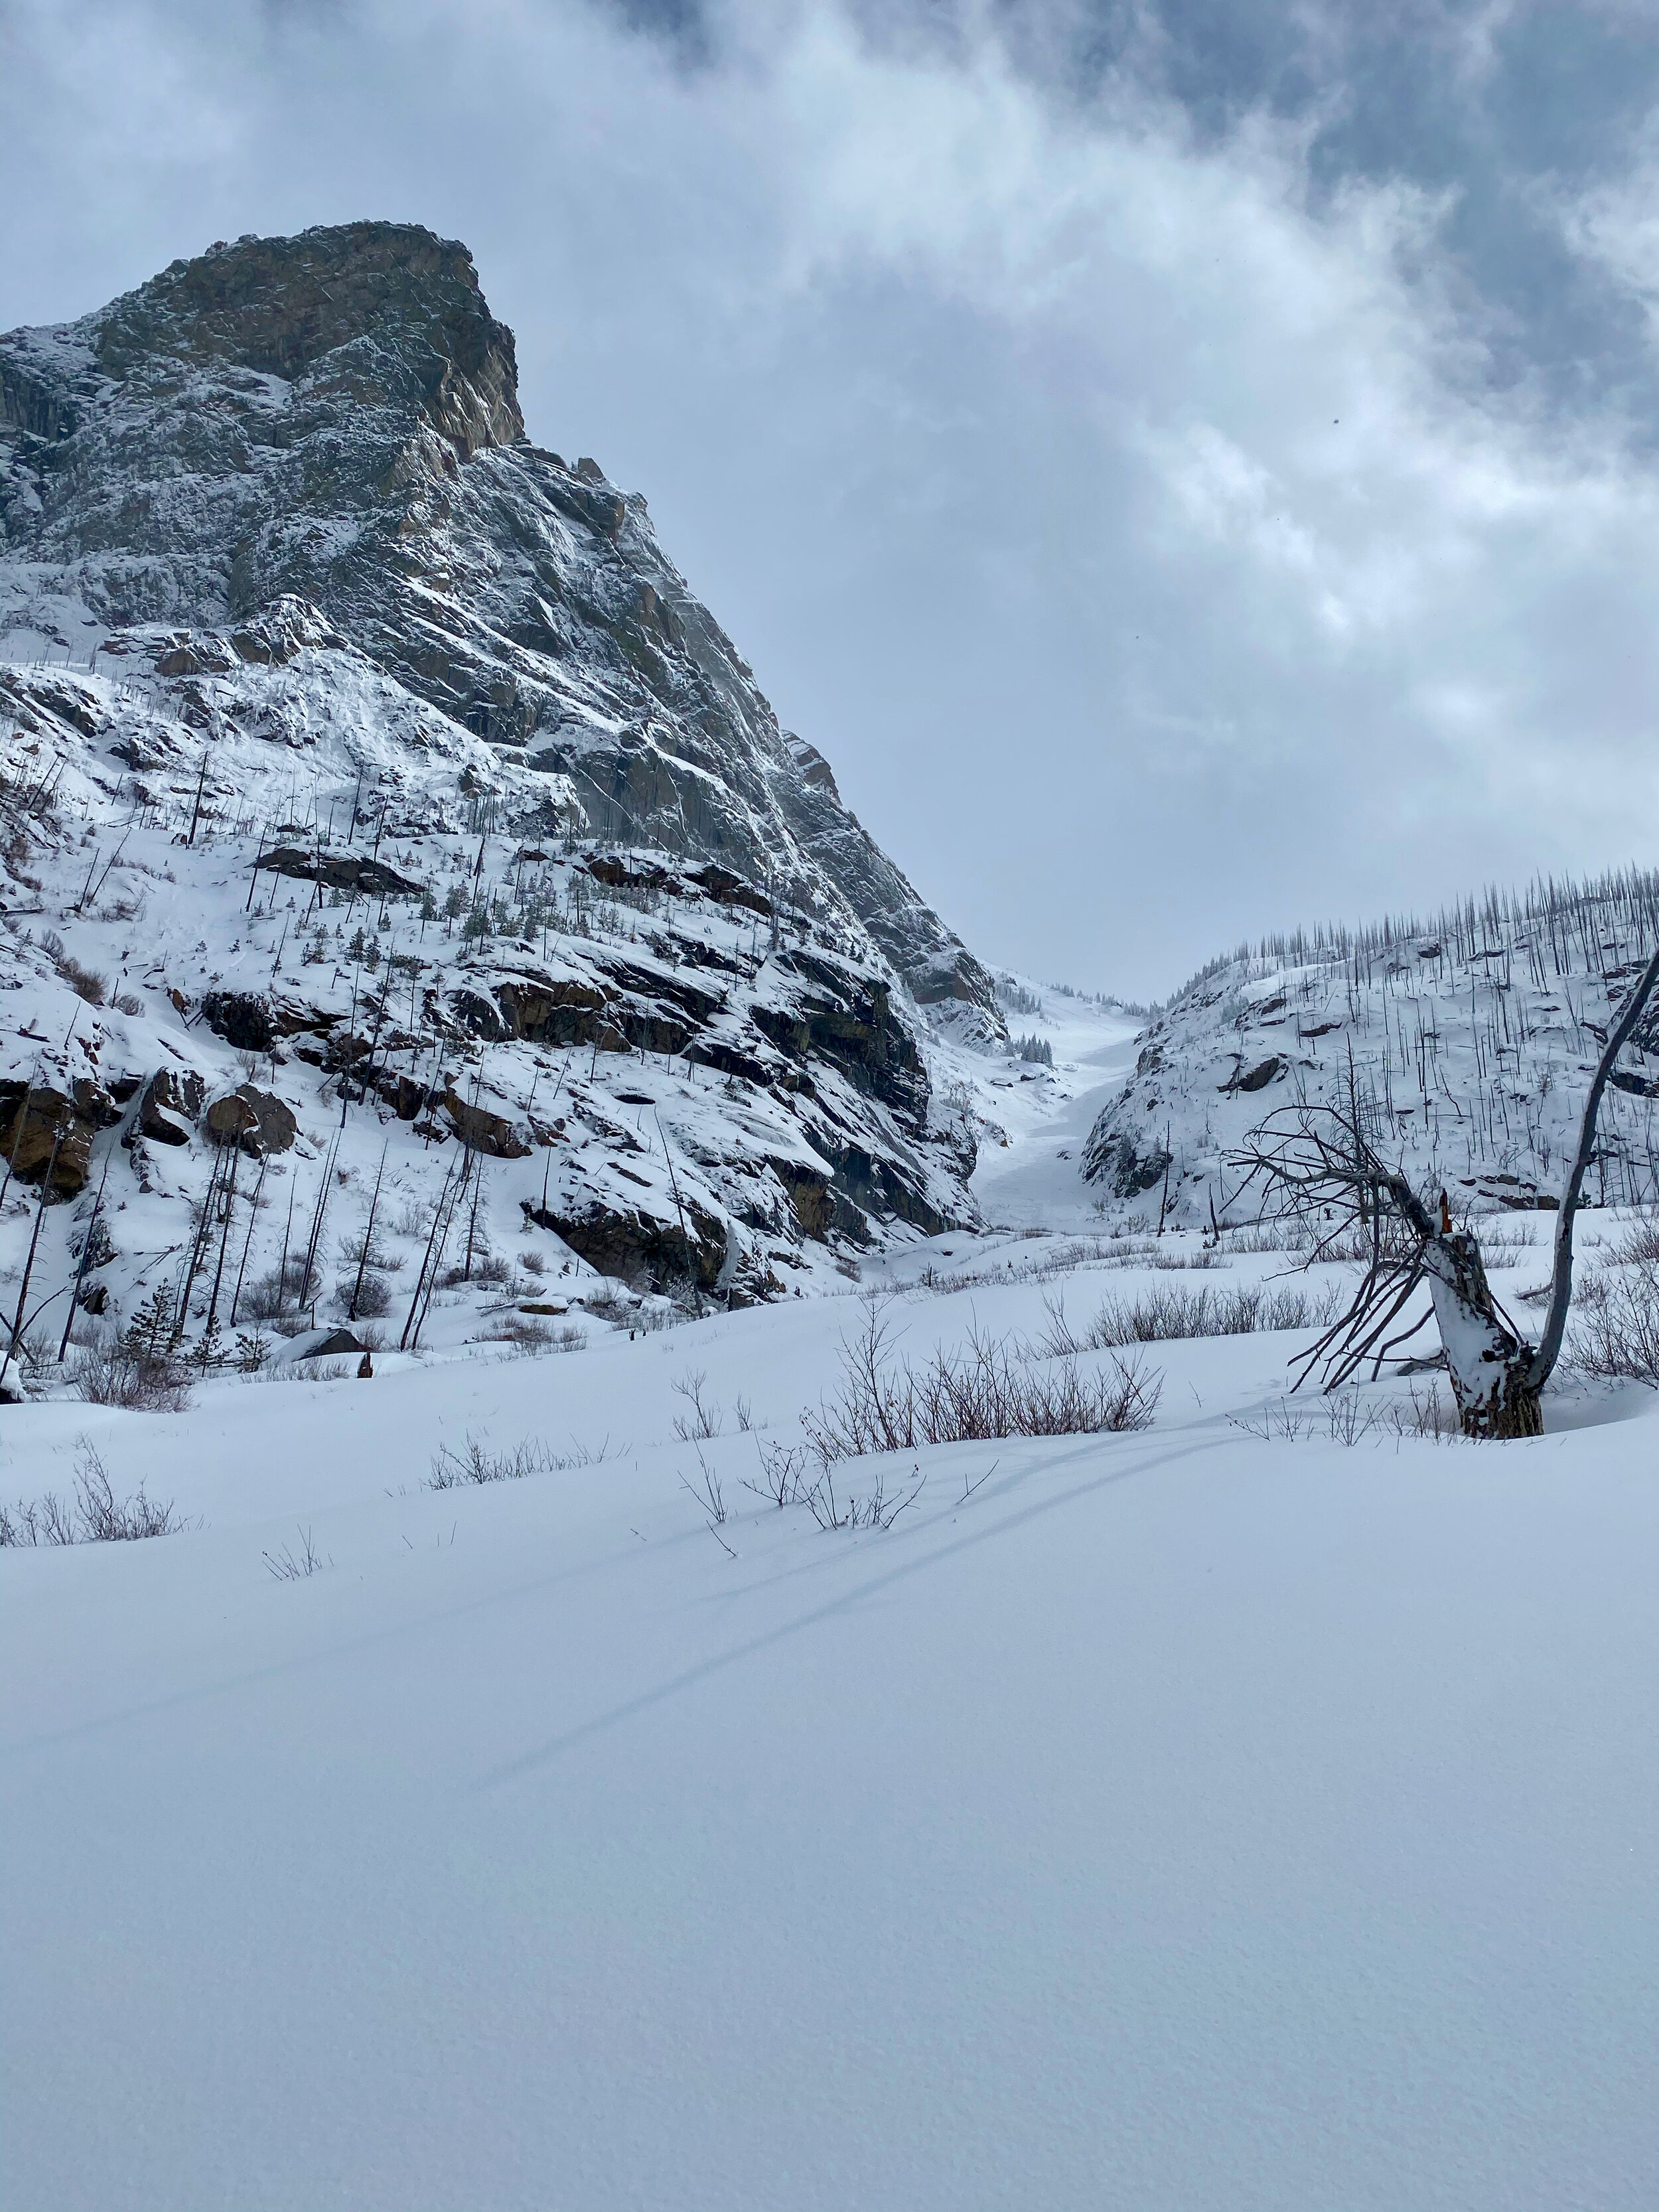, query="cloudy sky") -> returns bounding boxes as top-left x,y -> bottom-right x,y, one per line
5,0 -> 1659,995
